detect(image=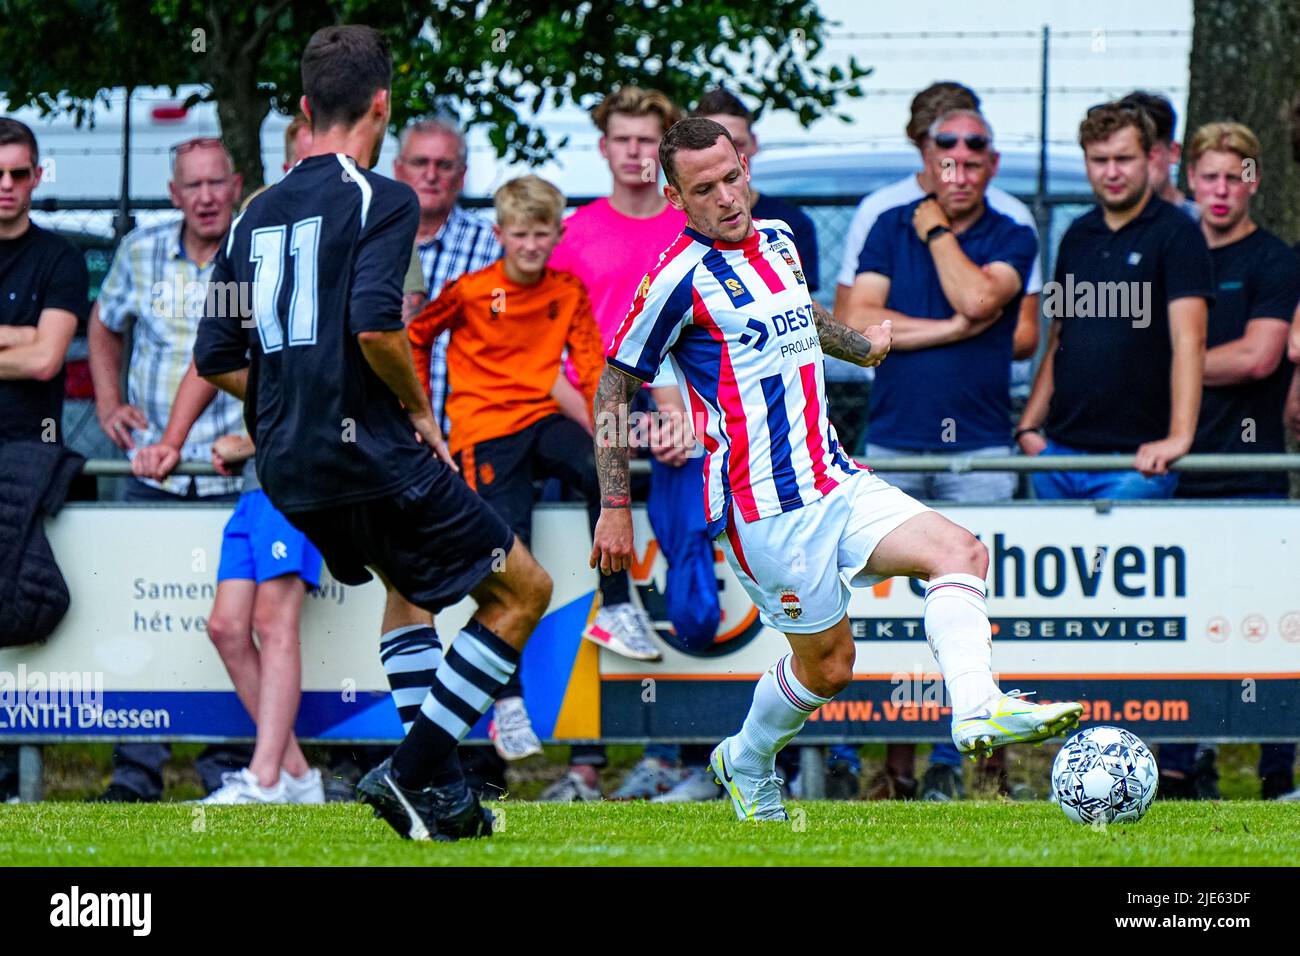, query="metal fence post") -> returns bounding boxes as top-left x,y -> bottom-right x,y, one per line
18,746 -> 42,803
799,745 -> 826,799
